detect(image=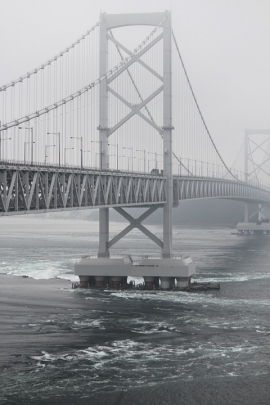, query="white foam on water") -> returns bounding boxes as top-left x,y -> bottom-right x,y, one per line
26,337 -> 268,393
109,290 -> 270,307
1,258 -> 79,282
72,319 -> 105,330
196,271 -> 270,283
31,338 -> 260,370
